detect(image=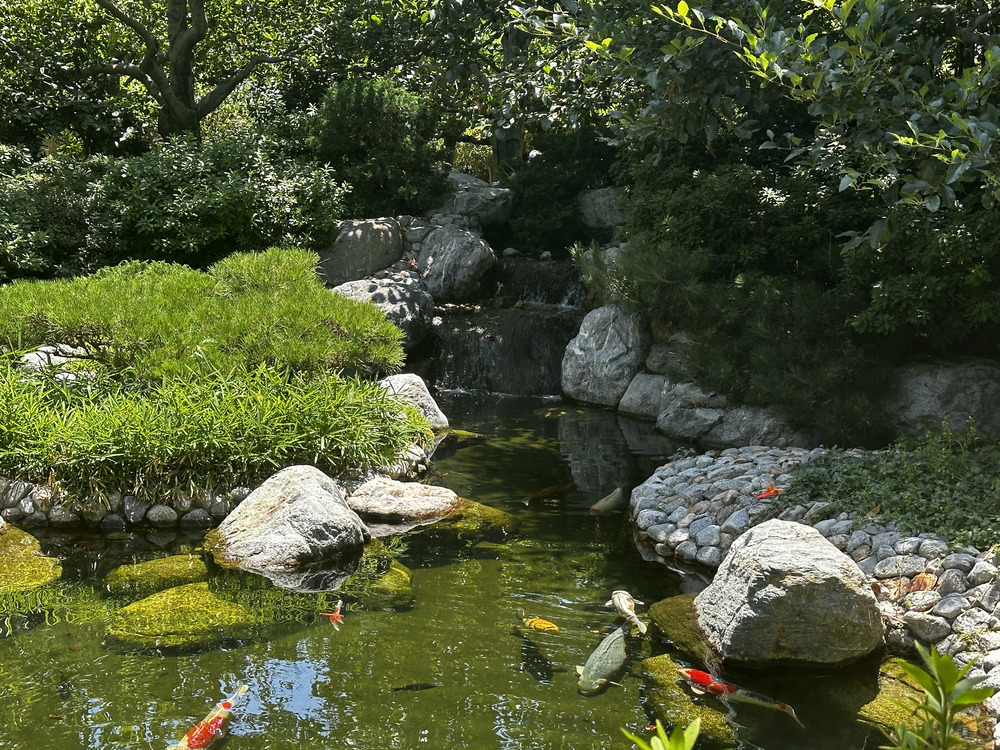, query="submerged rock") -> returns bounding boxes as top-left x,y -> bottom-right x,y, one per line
204,465 -> 370,579
640,653 -> 736,748
694,519 -> 884,666
104,581 -> 261,652
104,554 -> 209,599
0,520 -> 62,595
410,498 -> 519,544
